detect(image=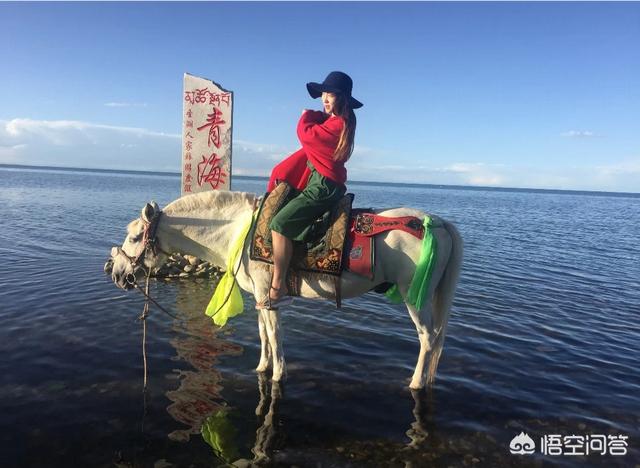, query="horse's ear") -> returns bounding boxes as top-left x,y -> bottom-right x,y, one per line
141,202 -> 156,223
